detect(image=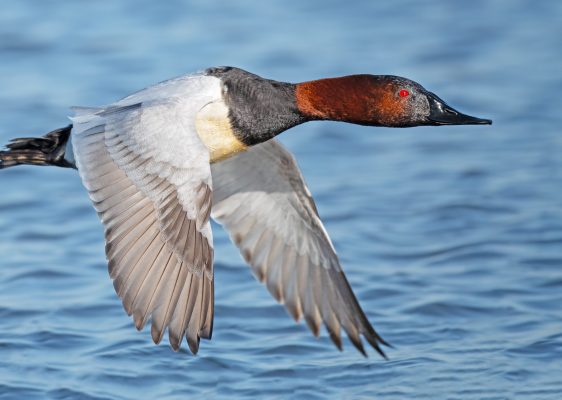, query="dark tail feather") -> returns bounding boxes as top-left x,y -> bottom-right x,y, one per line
0,125 -> 73,170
